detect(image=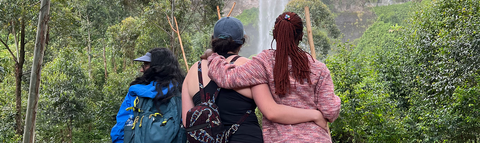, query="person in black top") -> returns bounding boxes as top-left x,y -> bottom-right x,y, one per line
182,17 -> 325,143
191,53 -> 262,142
